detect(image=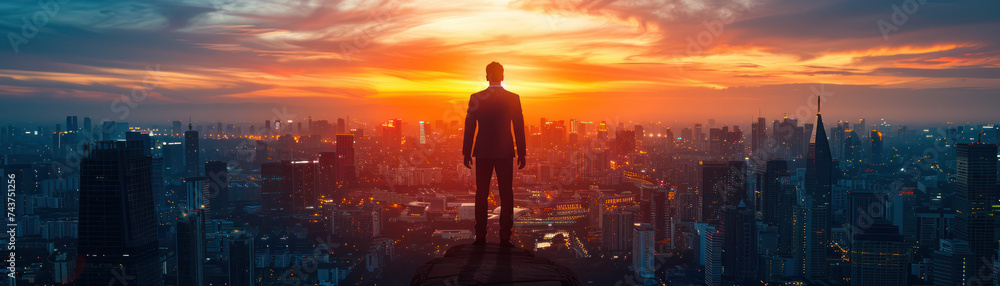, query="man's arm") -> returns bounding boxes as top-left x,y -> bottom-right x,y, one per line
512,93 -> 526,167
462,94 -> 477,168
